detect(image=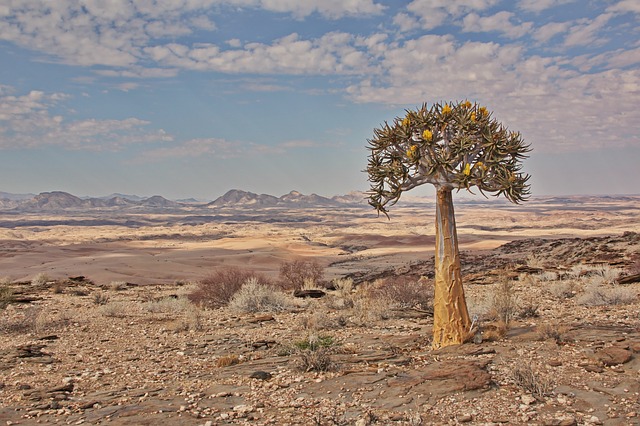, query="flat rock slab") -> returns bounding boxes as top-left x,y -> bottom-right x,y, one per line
596,347 -> 633,366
